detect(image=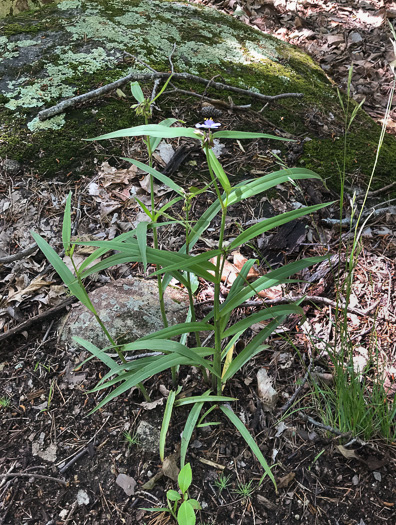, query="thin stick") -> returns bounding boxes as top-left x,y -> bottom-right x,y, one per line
278,358 -> 313,415
38,71 -> 303,121
0,297 -> 77,345
299,413 -> 345,435
0,243 -> 37,264
0,473 -> 67,486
